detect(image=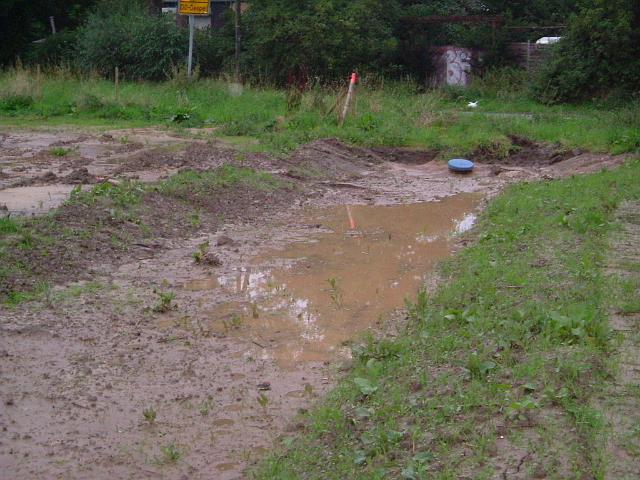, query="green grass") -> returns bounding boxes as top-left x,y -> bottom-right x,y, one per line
1,67 -> 638,155
252,158 -> 640,479
159,165 -> 285,199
